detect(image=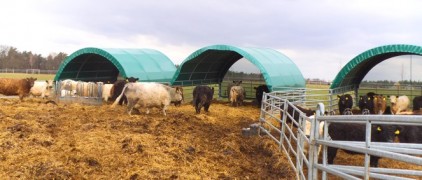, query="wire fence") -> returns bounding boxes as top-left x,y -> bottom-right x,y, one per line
0,68 -> 57,74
